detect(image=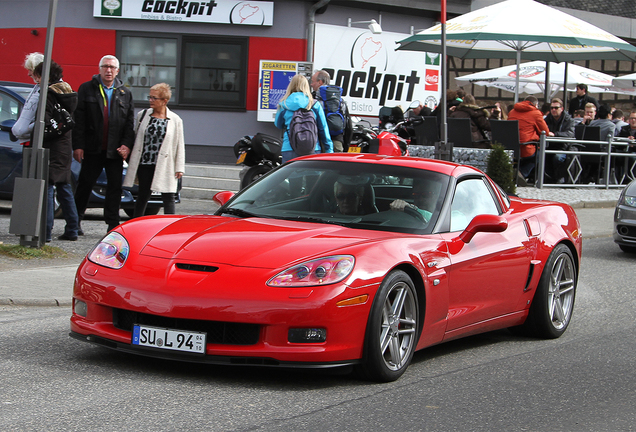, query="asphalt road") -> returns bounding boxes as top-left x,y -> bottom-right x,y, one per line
0,226 -> 634,431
